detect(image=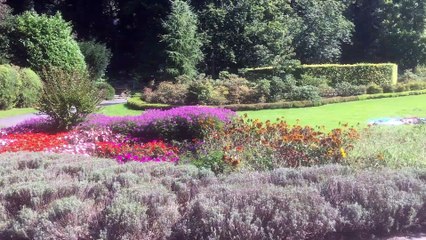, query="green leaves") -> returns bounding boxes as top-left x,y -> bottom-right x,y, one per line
8,12 -> 86,73
162,0 -> 203,77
